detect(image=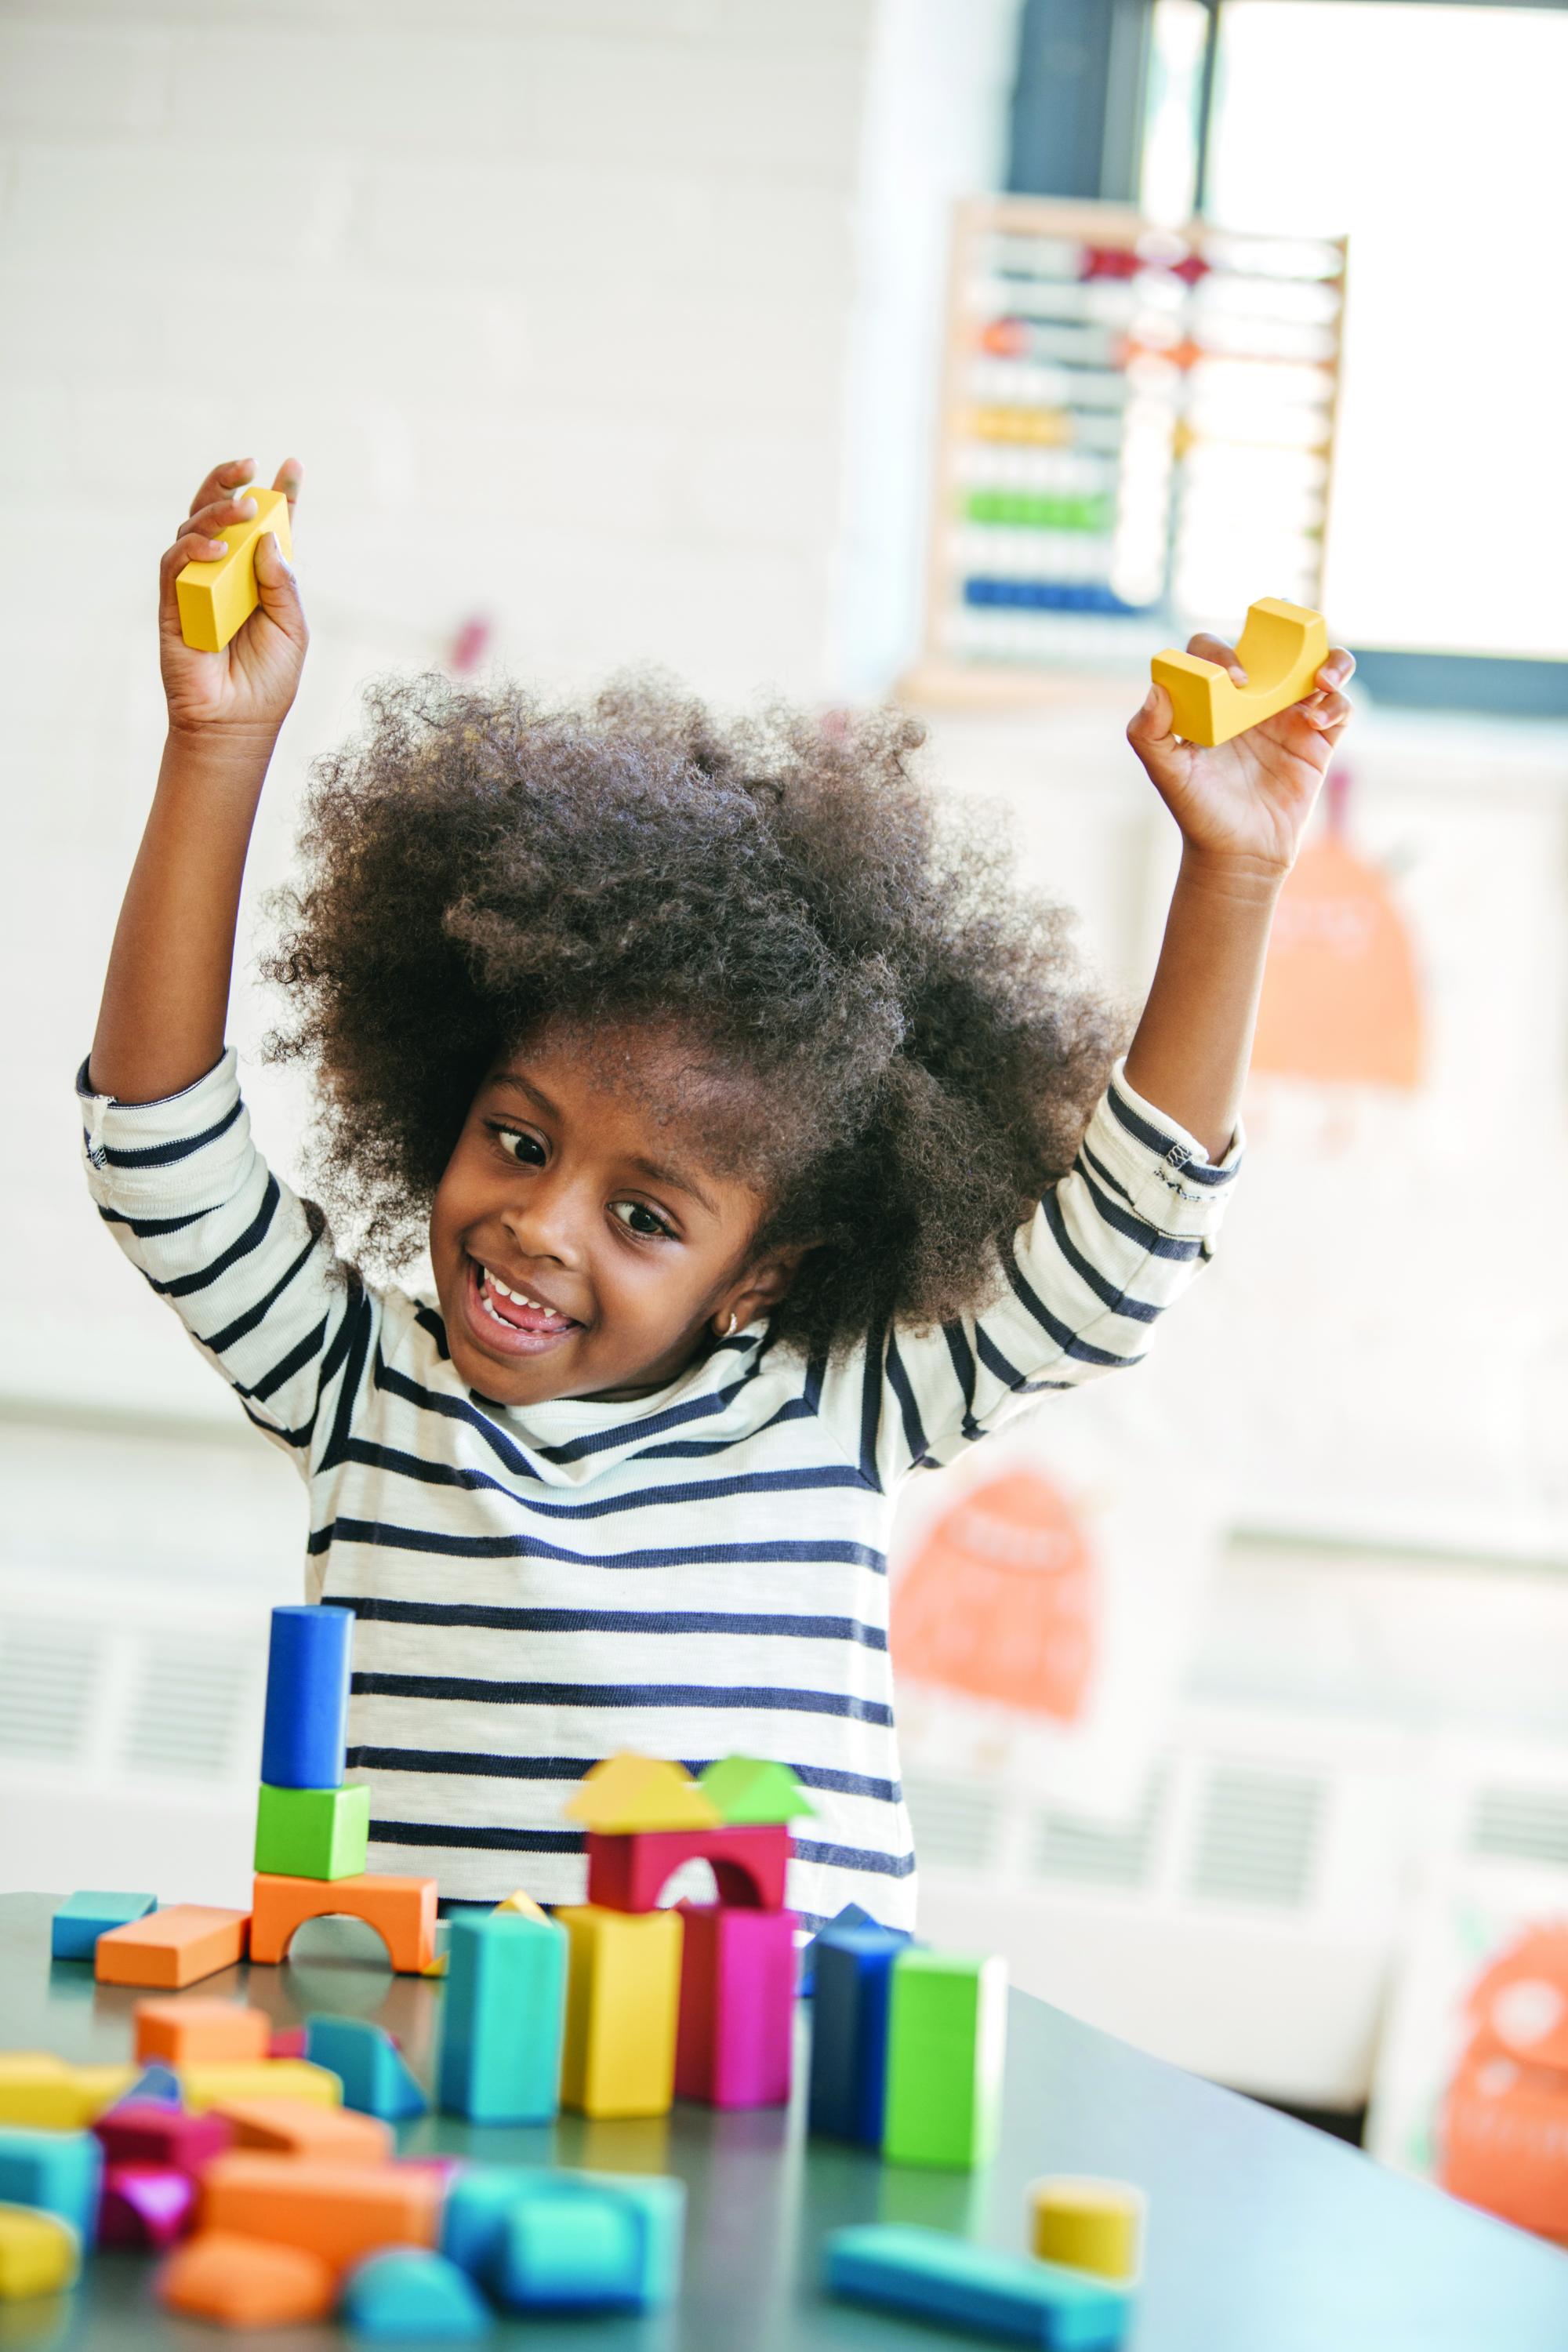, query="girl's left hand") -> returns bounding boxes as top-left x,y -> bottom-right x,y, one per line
1126,636 -> 1356,877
